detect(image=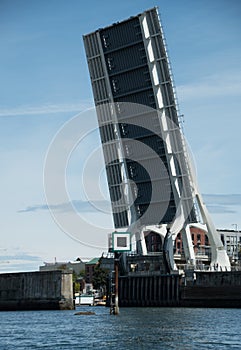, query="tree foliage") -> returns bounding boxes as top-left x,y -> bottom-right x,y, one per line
73,270 -> 86,293
92,262 -> 108,290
